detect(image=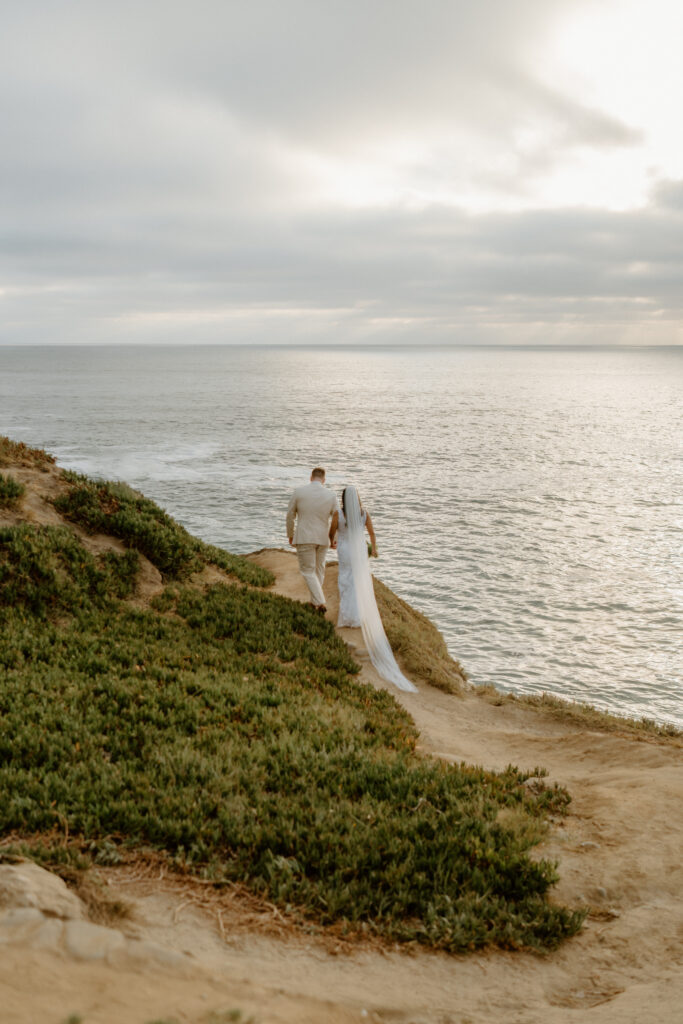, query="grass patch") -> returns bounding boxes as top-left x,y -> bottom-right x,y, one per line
0,518 -> 584,953
54,472 -> 273,587
0,435 -> 55,469
374,577 -> 467,694
0,473 -> 25,508
476,686 -> 681,743
0,524 -> 139,618
199,541 -> 273,588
